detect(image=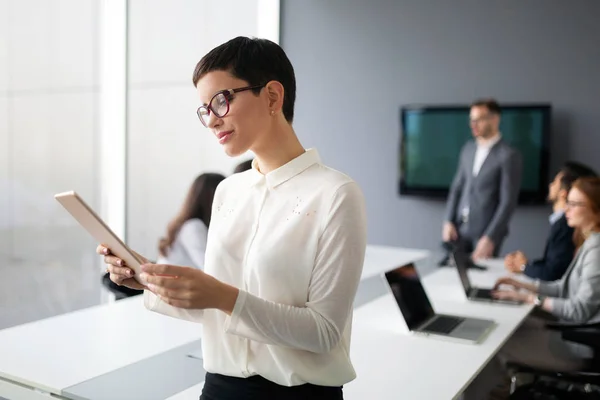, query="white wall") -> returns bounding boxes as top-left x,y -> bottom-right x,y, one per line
1,0 -> 99,250
0,0 -> 102,328
0,0 -> 279,327
0,94 -> 7,260
0,1 -> 7,262
126,0 -> 273,259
